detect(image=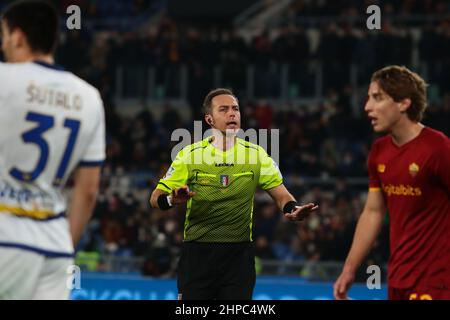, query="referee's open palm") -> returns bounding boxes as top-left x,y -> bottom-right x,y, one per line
284,203 -> 318,221
172,186 -> 196,205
